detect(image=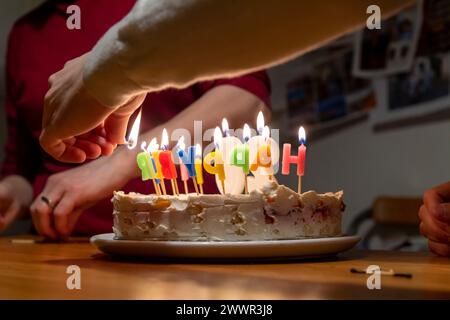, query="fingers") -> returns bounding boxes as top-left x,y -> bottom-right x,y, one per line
78,132 -> 115,157
104,94 -> 146,145
30,182 -> 65,240
53,192 -> 77,238
428,240 -> 450,257
40,130 -> 87,163
423,184 -> 450,224
419,205 -> 450,240
73,139 -> 101,159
